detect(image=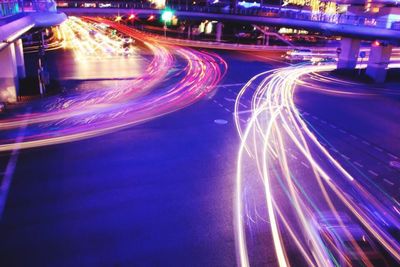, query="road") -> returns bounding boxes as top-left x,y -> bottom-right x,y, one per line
234,64 -> 400,266
0,18 -> 399,267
